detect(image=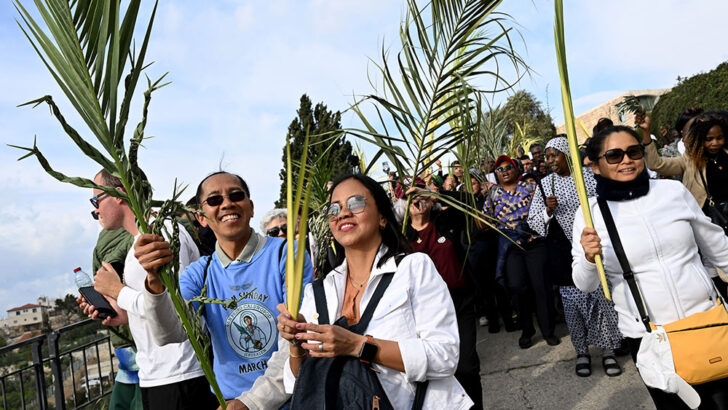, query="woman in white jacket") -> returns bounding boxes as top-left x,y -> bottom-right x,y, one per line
276,174 -> 472,410
573,125 -> 728,409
